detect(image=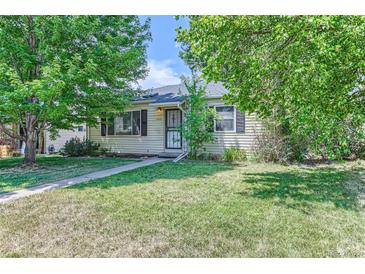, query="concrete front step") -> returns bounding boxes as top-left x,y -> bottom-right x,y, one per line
158,152 -> 181,158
